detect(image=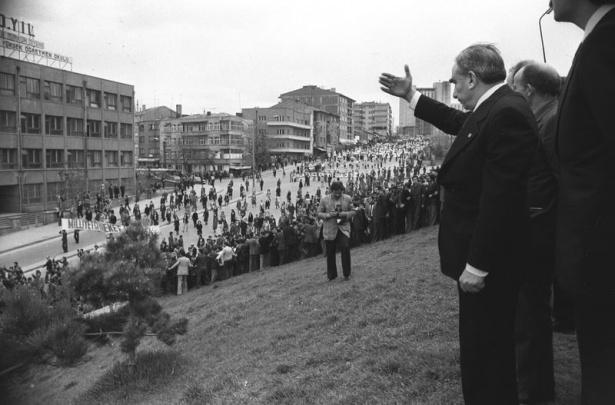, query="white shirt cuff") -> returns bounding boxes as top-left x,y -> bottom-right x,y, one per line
465,263 -> 488,277
409,90 -> 422,110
